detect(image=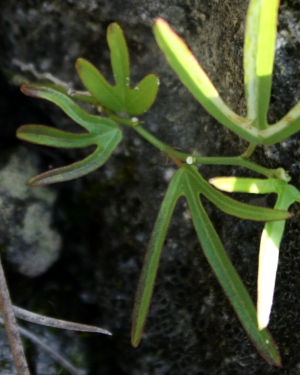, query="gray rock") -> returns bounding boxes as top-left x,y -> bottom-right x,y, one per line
1,1 -> 300,374
0,147 -> 61,277
0,328 -> 17,375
